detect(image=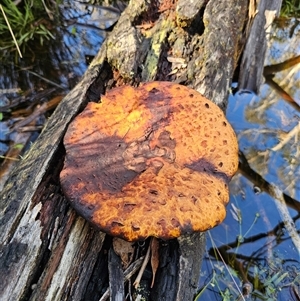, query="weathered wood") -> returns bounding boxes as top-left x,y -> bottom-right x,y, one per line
0,66 -> 109,301
177,233 -> 206,300
0,0 -> 283,300
108,247 -> 124,301
238,0 -> 283,92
